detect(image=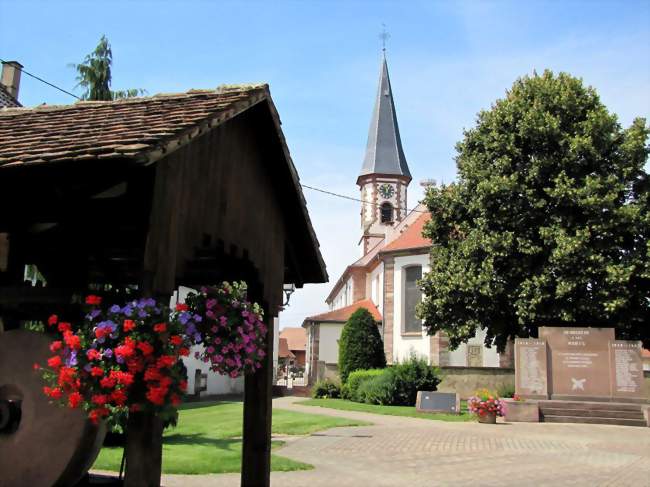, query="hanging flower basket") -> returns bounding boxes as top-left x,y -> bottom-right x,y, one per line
180,282 -> 268,378
36,295 -> 191,427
